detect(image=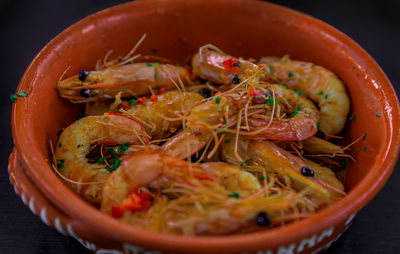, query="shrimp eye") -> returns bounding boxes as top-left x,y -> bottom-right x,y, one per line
301,167 -> 315,177
80,89 -> 92,98
198,88 -> 211,98
255,211 -> 271,226
78,70 -> 90,81
232,74 -> 240,84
